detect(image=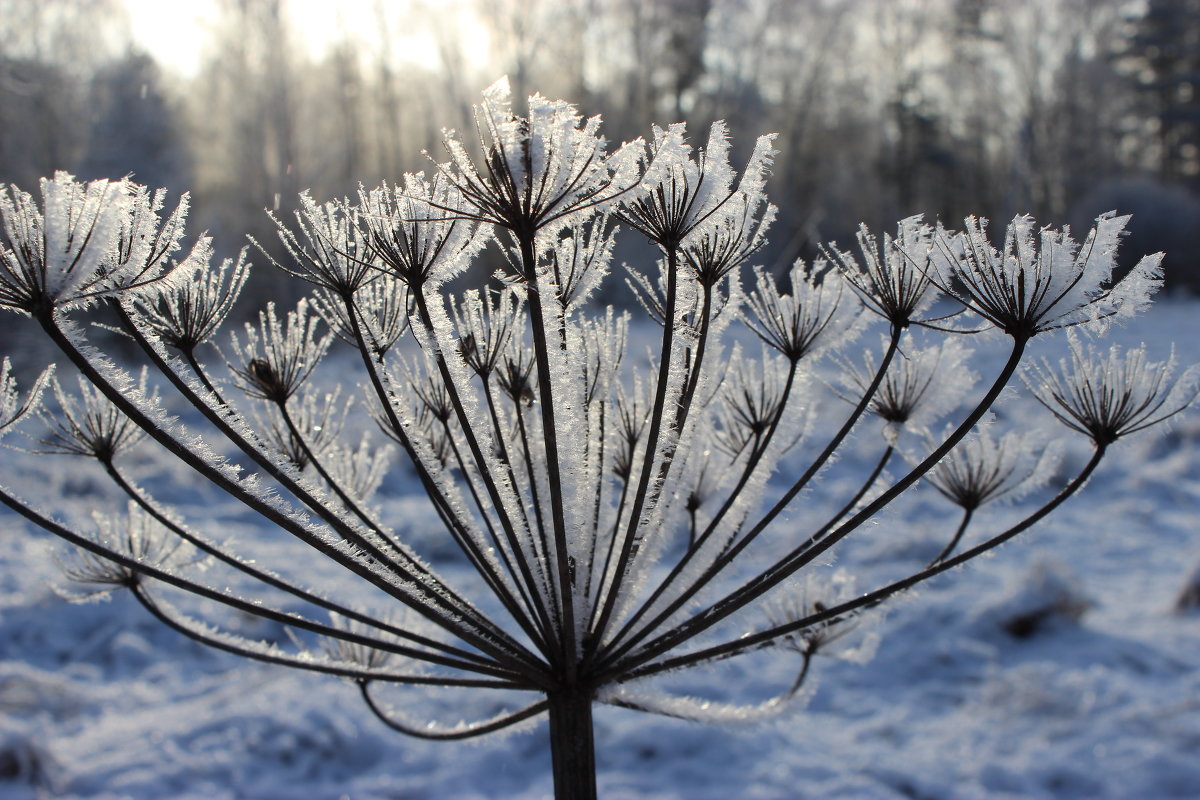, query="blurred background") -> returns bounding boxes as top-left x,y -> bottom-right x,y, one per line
2,0 -> 1199,301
